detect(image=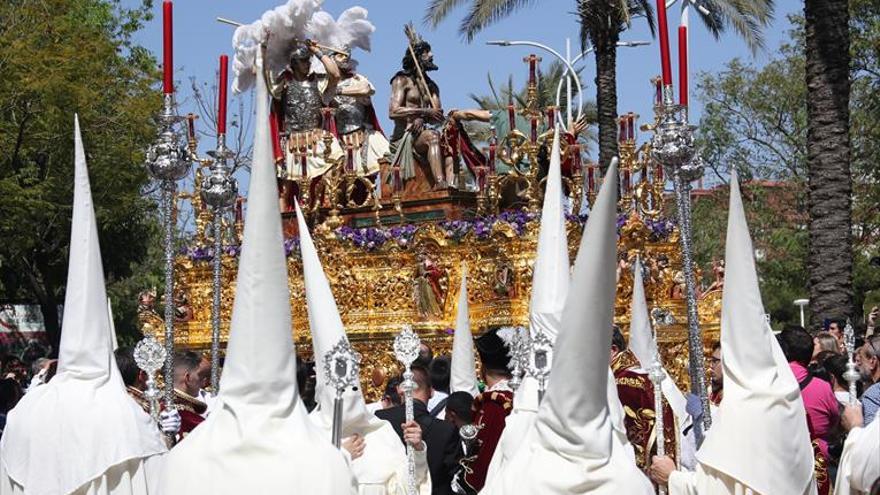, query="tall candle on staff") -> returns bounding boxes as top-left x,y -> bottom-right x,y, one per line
678,10 -> 689,107
507,96 -> 516,132
655,0 -> 673,100
217,55 -> 229,135
527,54 -> 537,85
488,127 -> 497,175
162,1 -> 174,94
